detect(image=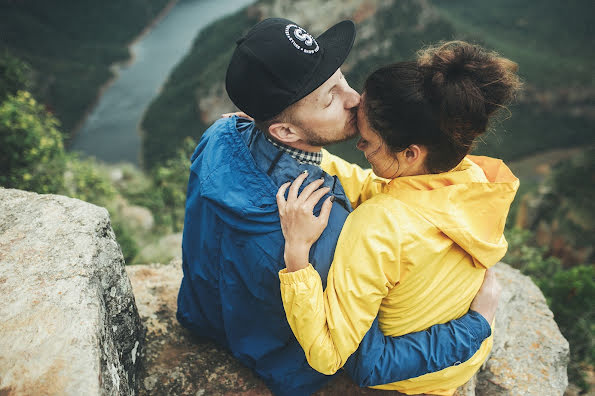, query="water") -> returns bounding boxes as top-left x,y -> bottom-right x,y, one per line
70,0 -> 255,165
